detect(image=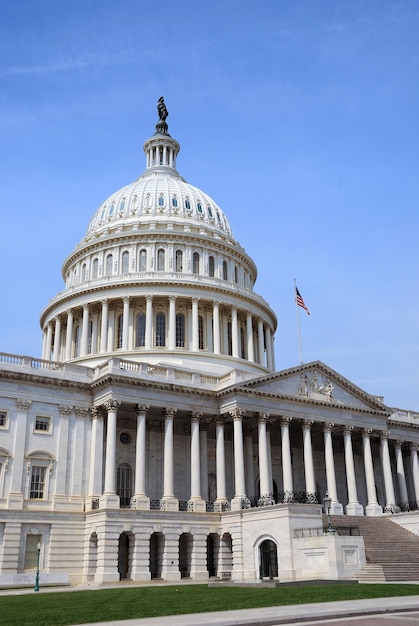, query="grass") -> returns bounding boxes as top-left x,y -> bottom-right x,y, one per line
1,583 -> 419,626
